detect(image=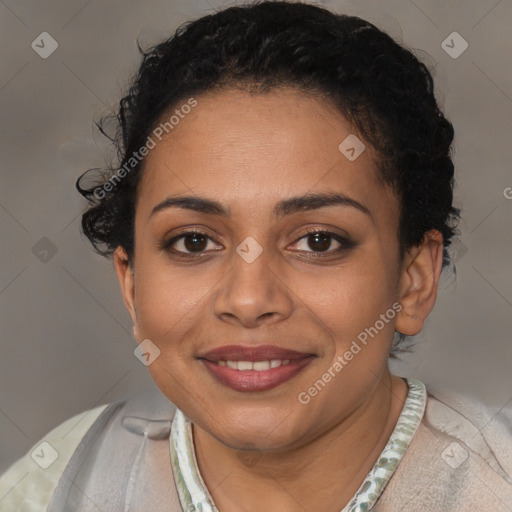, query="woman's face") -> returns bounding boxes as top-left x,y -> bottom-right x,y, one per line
116,87 -> 412,451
